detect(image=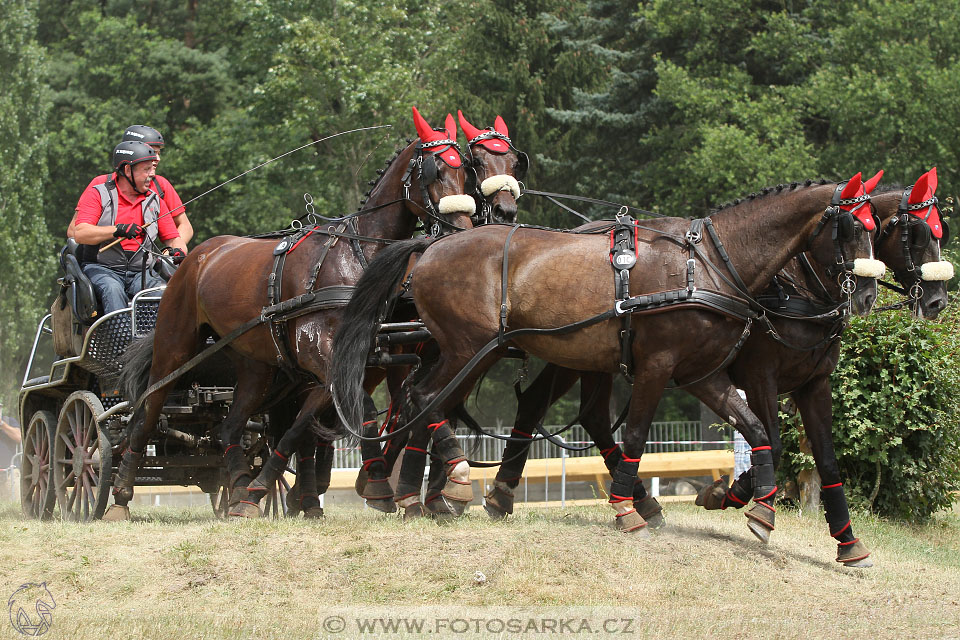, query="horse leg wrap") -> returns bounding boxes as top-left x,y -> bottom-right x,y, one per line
494,430 -> 533,490
744,448 -> 777,542
608,457 -> 640,505
314,443 -> 334,495
484,480 -> 515,519
111,448 -> 143,505
822,483 -> 871,565
424,462 -> 455,520
395,447 -> 427,505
